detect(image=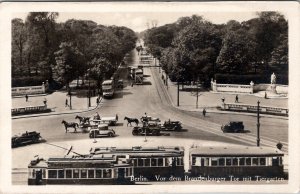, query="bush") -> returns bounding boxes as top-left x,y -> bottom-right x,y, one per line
12,76 -> 45,87
214,74 -> 288,85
